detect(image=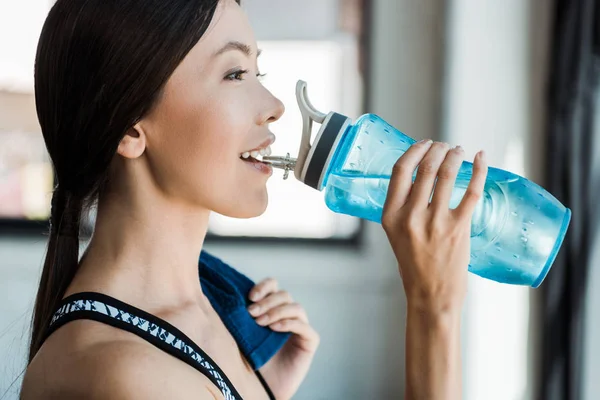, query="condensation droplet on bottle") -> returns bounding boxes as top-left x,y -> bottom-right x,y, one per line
350,163 -> 356,168
379,140 -> 385,144
511,211 -> 518,216
357,145 -> 362,150
527,220 -> 535,225
513,254 -> 520,259
535,205 -> 541,210
521,236 -> 528,243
